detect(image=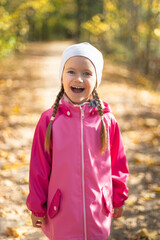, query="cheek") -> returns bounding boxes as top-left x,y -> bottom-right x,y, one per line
62,75 -> 71,88
86,79 -> 96,92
